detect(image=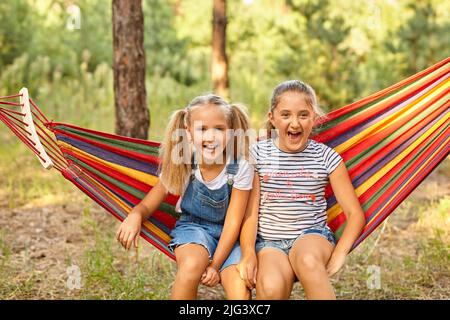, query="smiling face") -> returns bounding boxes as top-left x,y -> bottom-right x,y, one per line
187,104 -> 230,164
269,92 -> 315,153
